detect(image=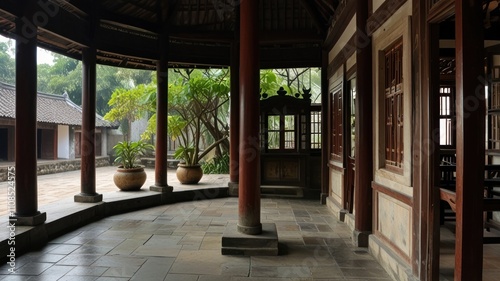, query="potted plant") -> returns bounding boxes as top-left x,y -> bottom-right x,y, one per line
169,115 -> 227,184
140,69 -> 231,184
112,140 -> 154,191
